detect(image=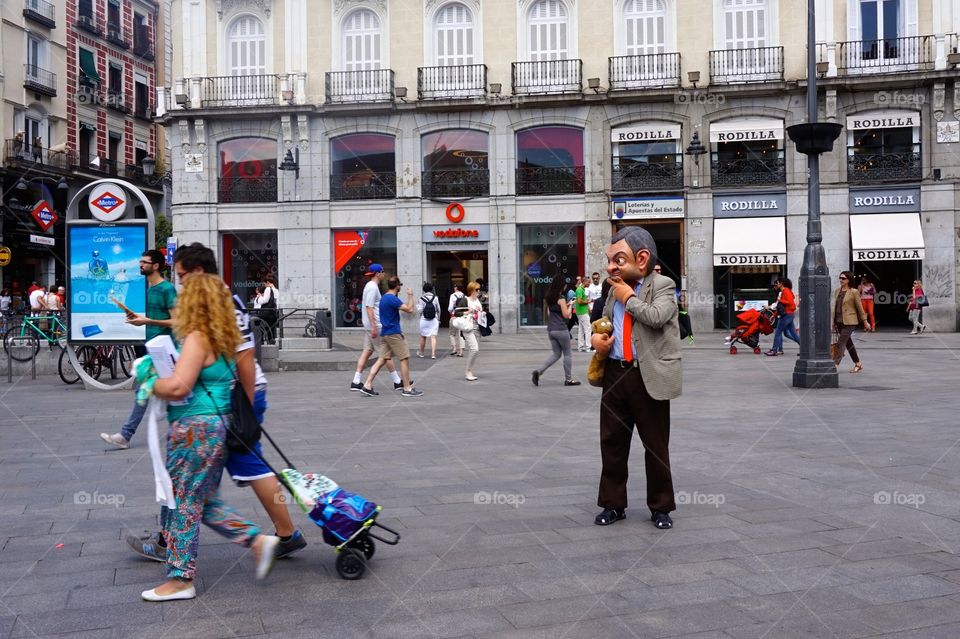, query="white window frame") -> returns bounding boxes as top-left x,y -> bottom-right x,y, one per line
713,0 -> 779,50
615,0 -> 675,57
517,0 -> 577,61
426,2 -> 482,67
216,10 -> 272,76
226,14 -> 267,76
334,6 -> 389,71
